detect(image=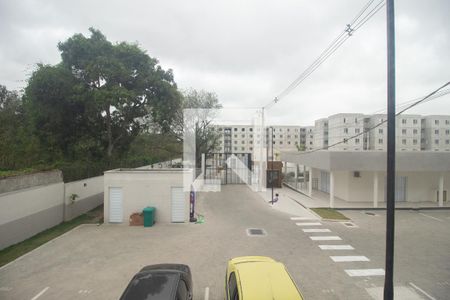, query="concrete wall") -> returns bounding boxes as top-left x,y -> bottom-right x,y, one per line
64,176 -> 104,221
104,169 -> 191,224
0,170 -> 62,194
0,183 -> 64,249
0,174 -> 104,250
